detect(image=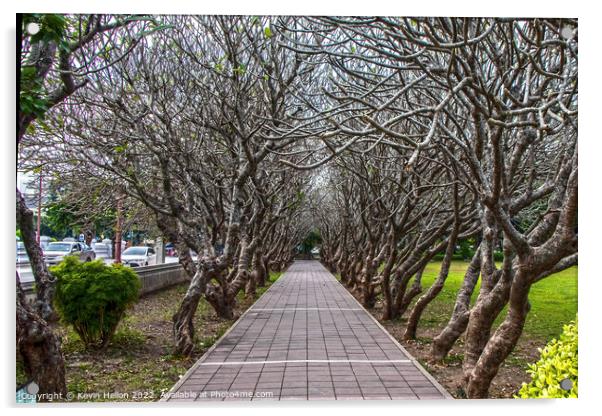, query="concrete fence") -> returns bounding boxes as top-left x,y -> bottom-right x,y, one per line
21,263 -> 189,304
135,263 -> 189,294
